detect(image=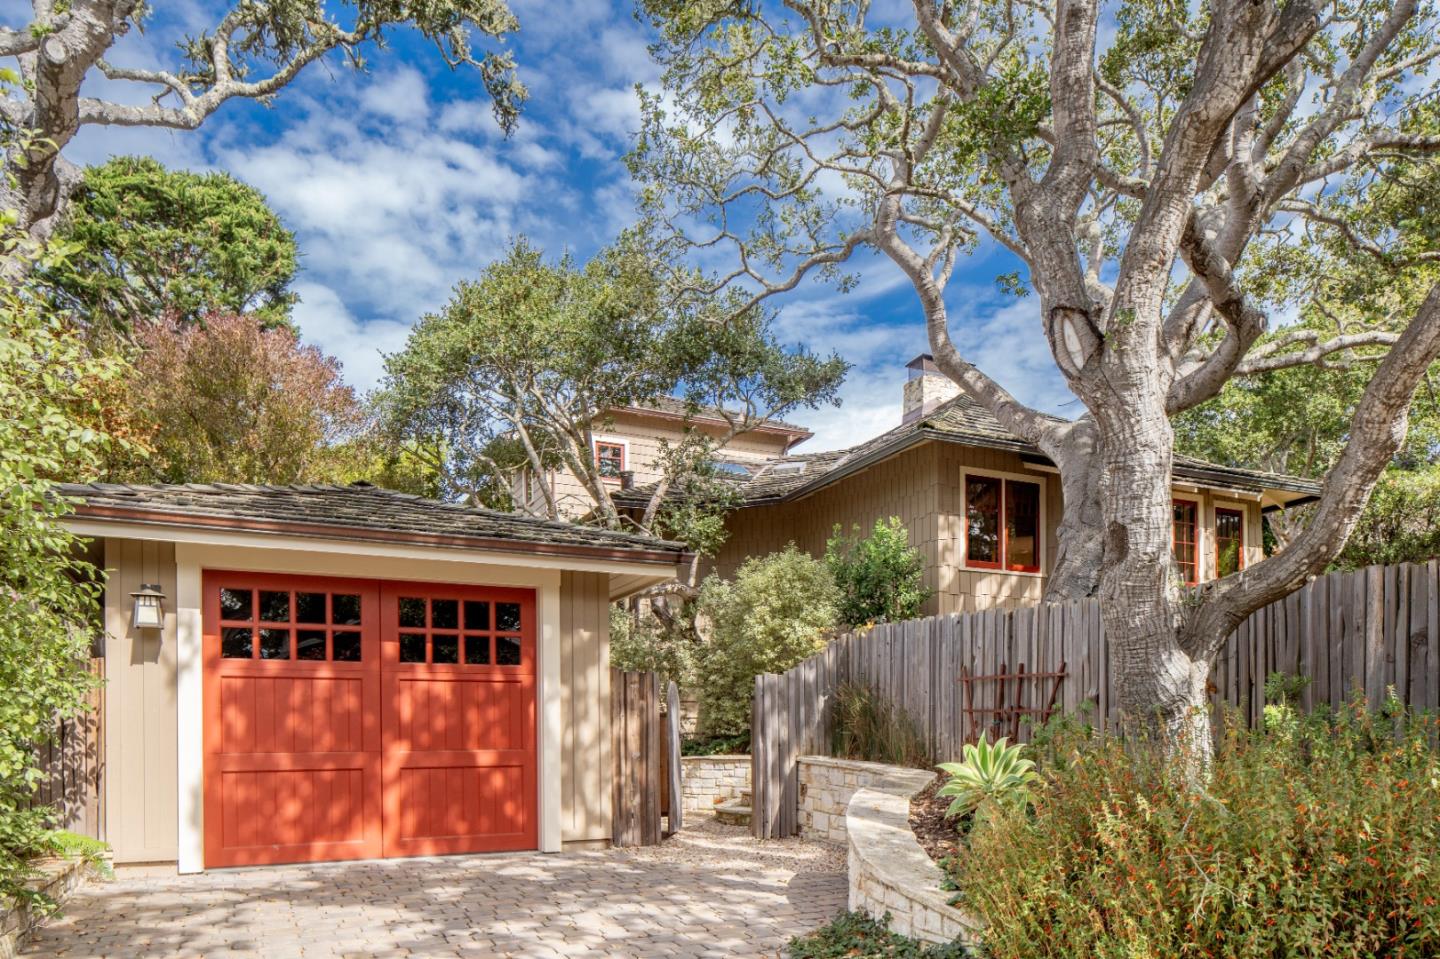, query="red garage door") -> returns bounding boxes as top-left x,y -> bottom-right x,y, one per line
202,572 -> 536,868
